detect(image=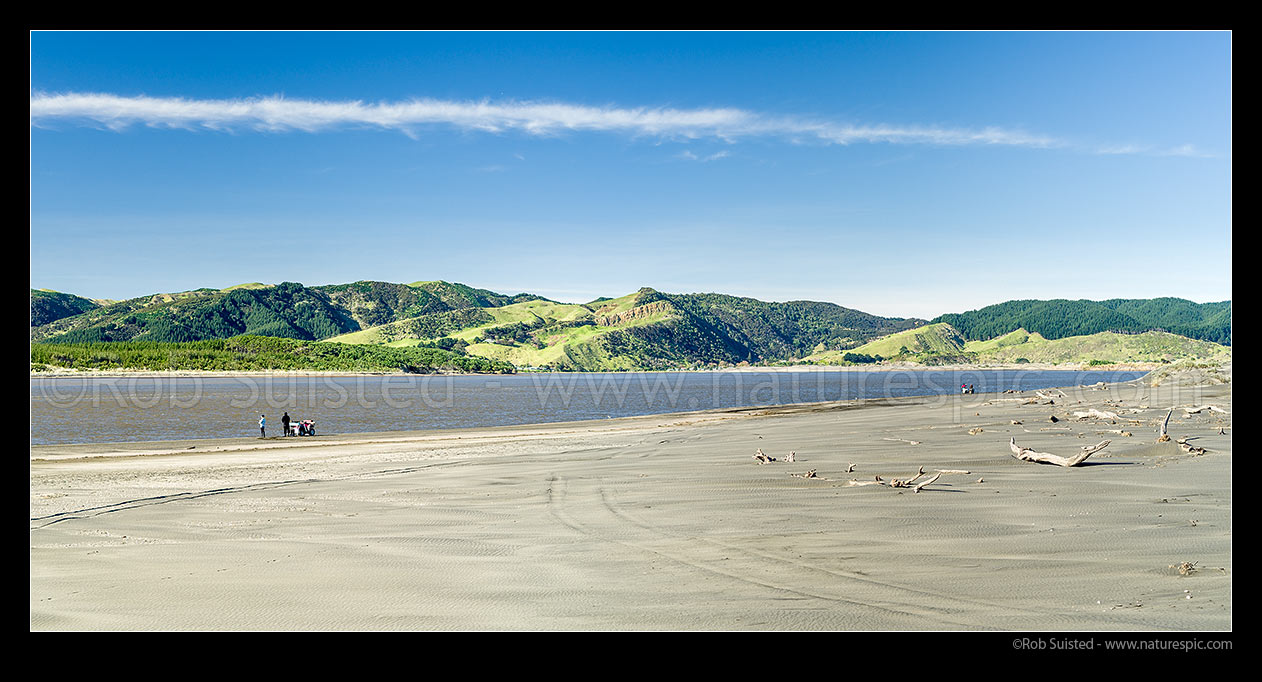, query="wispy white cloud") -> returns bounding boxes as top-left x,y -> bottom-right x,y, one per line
30,91 -> 1067,150
1158,143 -> 1218,159
1094,142 -> 1219,158
676,150 -> 731,162
1095,144 -> 1152,155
